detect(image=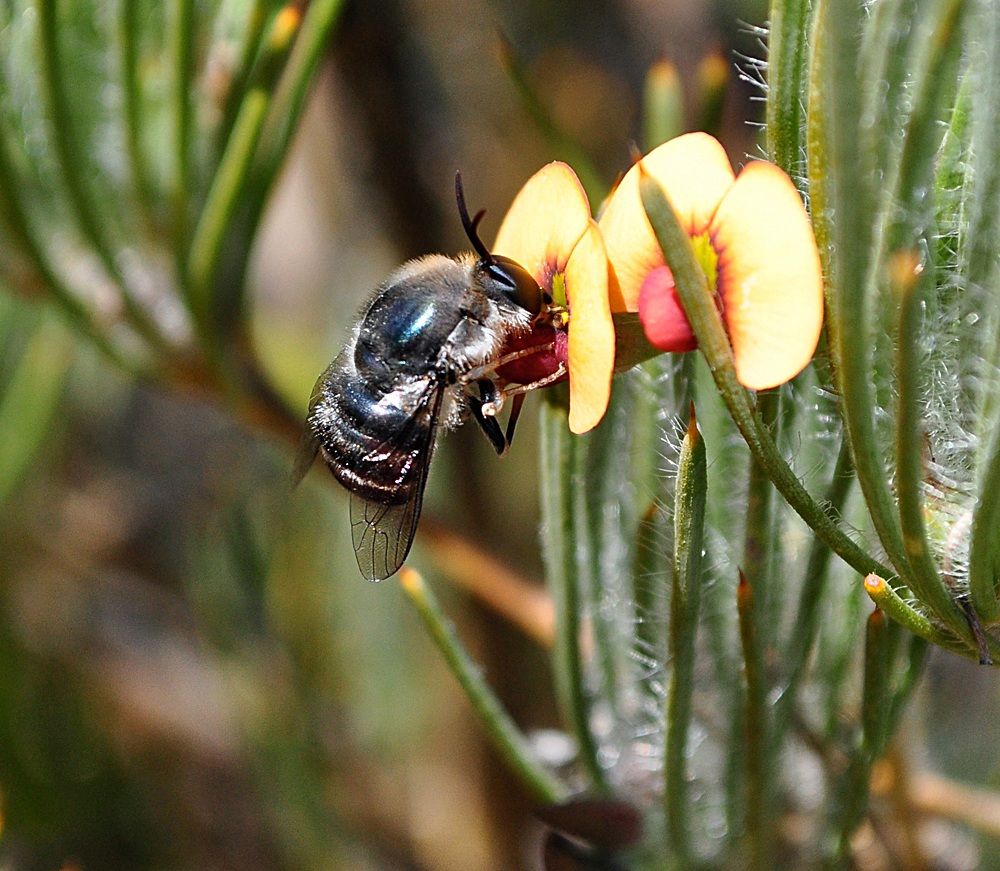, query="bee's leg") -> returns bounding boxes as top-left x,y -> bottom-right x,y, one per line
504,393 -> 526,448
500,362 -> 568,398
461,341 -> 557,383
468,380 -> 508,455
